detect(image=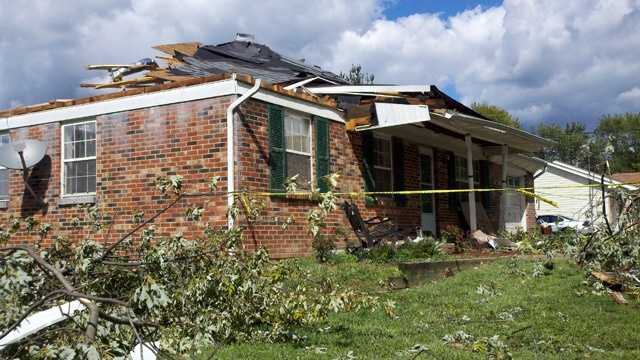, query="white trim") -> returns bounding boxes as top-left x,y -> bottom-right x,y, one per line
0,79 -> 344,131
307,85 -> 430,94
237,82 -> 344,123
61,120 -> 97,197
